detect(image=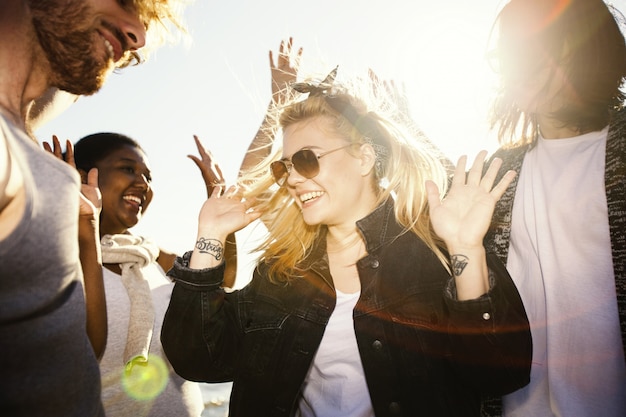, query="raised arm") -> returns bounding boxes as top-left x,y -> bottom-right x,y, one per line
238,37 -> 302,175
43,136 -> 107,359
426,150 -> 516,300
187,135 -> 238,287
